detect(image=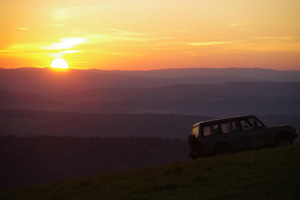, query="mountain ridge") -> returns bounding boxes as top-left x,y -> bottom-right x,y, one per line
1,82 -> 299,116
1,67 -> 300,95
